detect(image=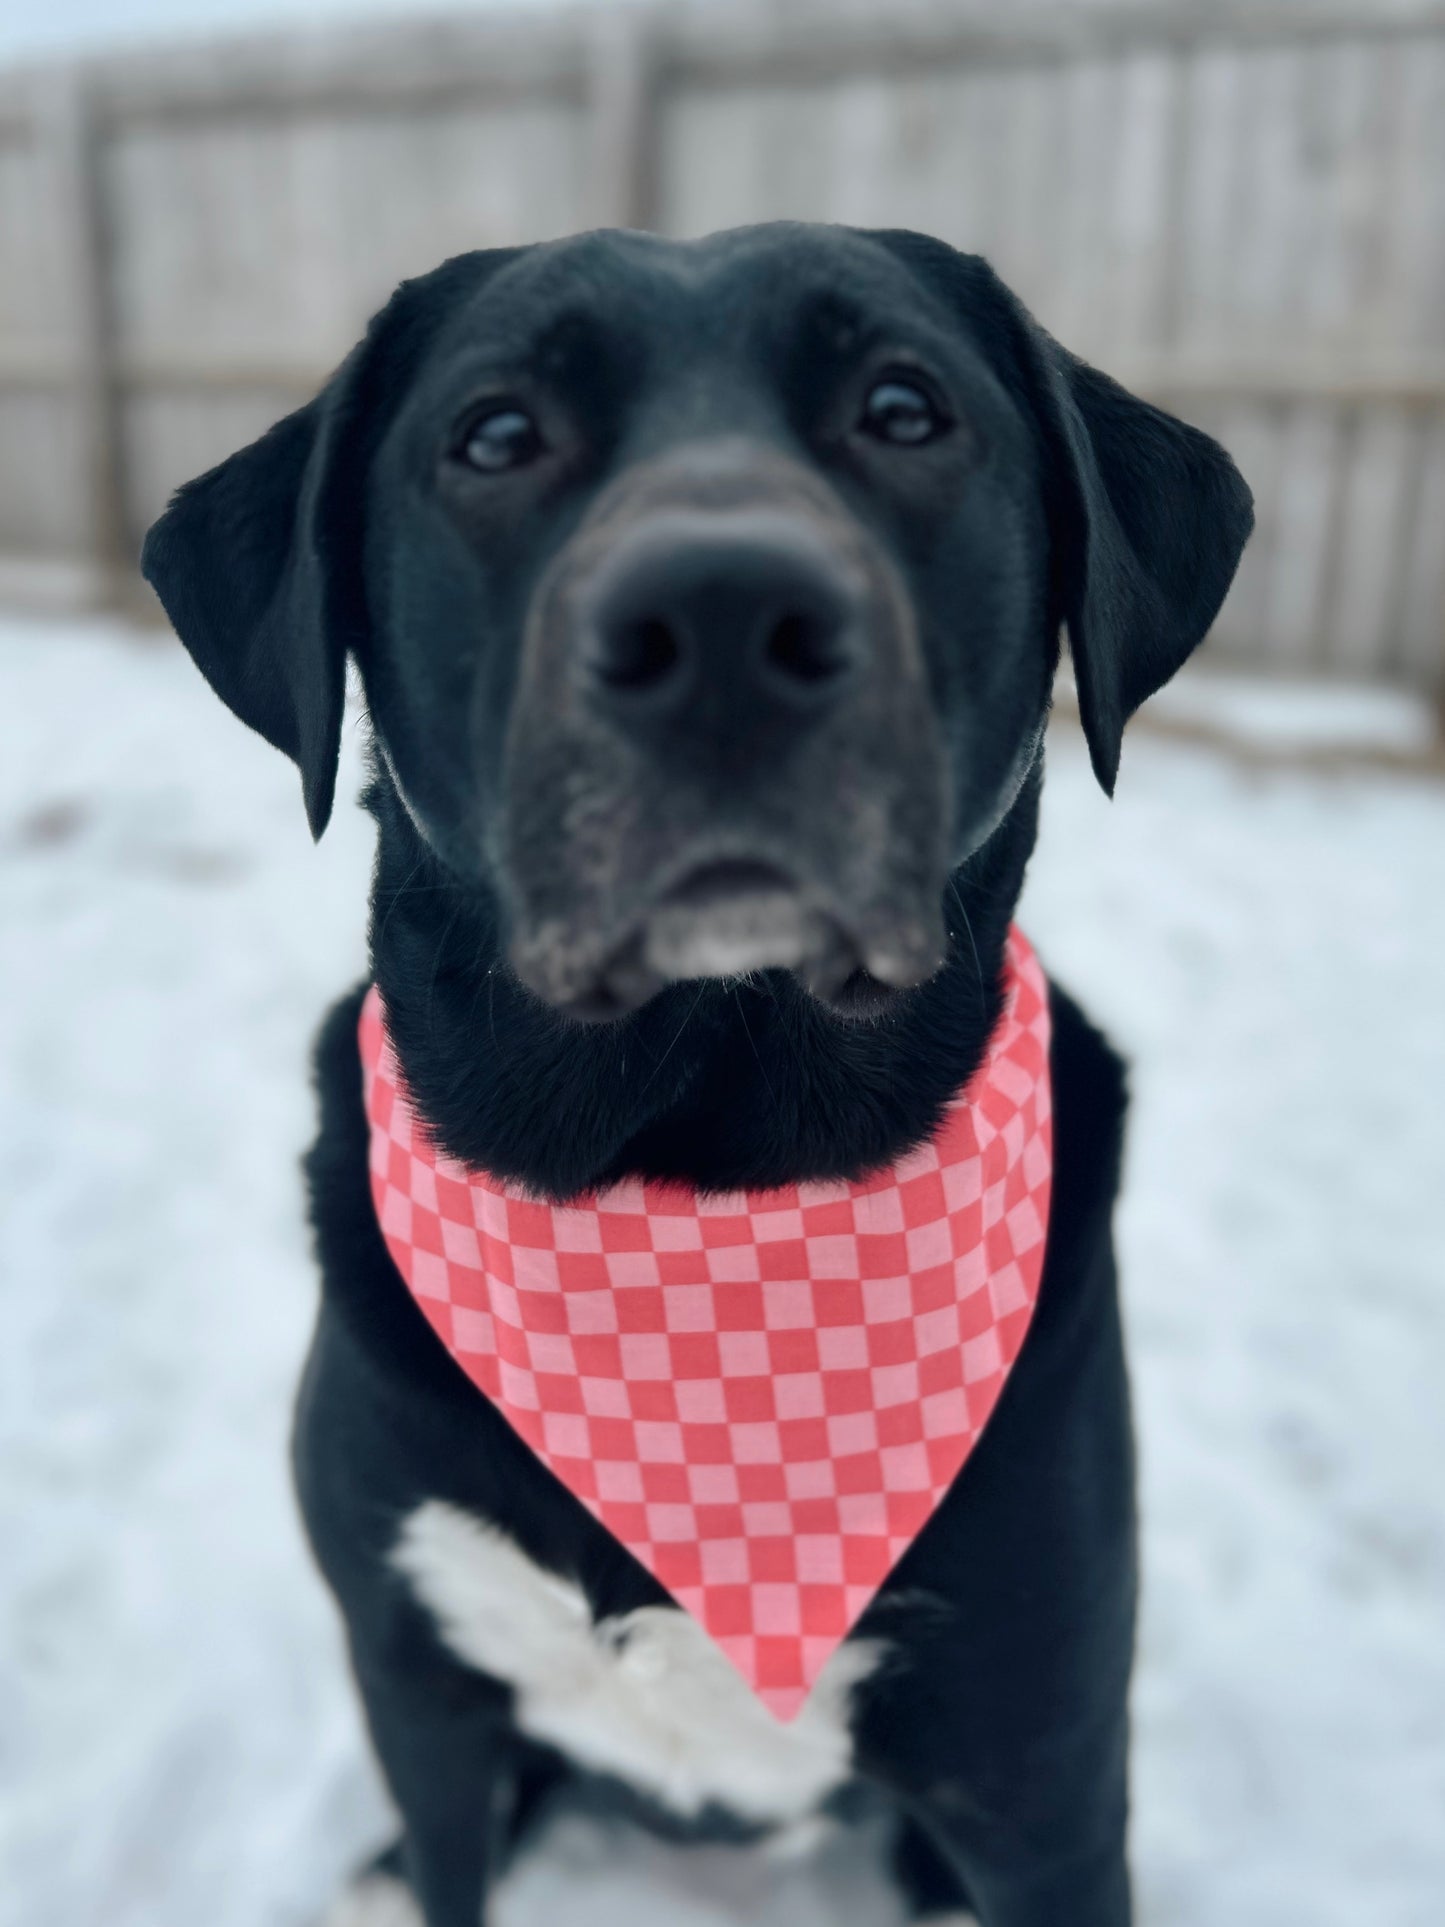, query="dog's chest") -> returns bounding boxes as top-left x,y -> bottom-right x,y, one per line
362,935 -> 1052,1721
394,1501 -> 887,1824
